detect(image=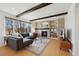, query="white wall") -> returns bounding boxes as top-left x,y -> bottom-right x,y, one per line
0,10 -> 29,47
65,4 -> 76,55
75,5 -> 79,55
31,15 -> 65,33
0,10 -> 16,47
0,14 -> 5,47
